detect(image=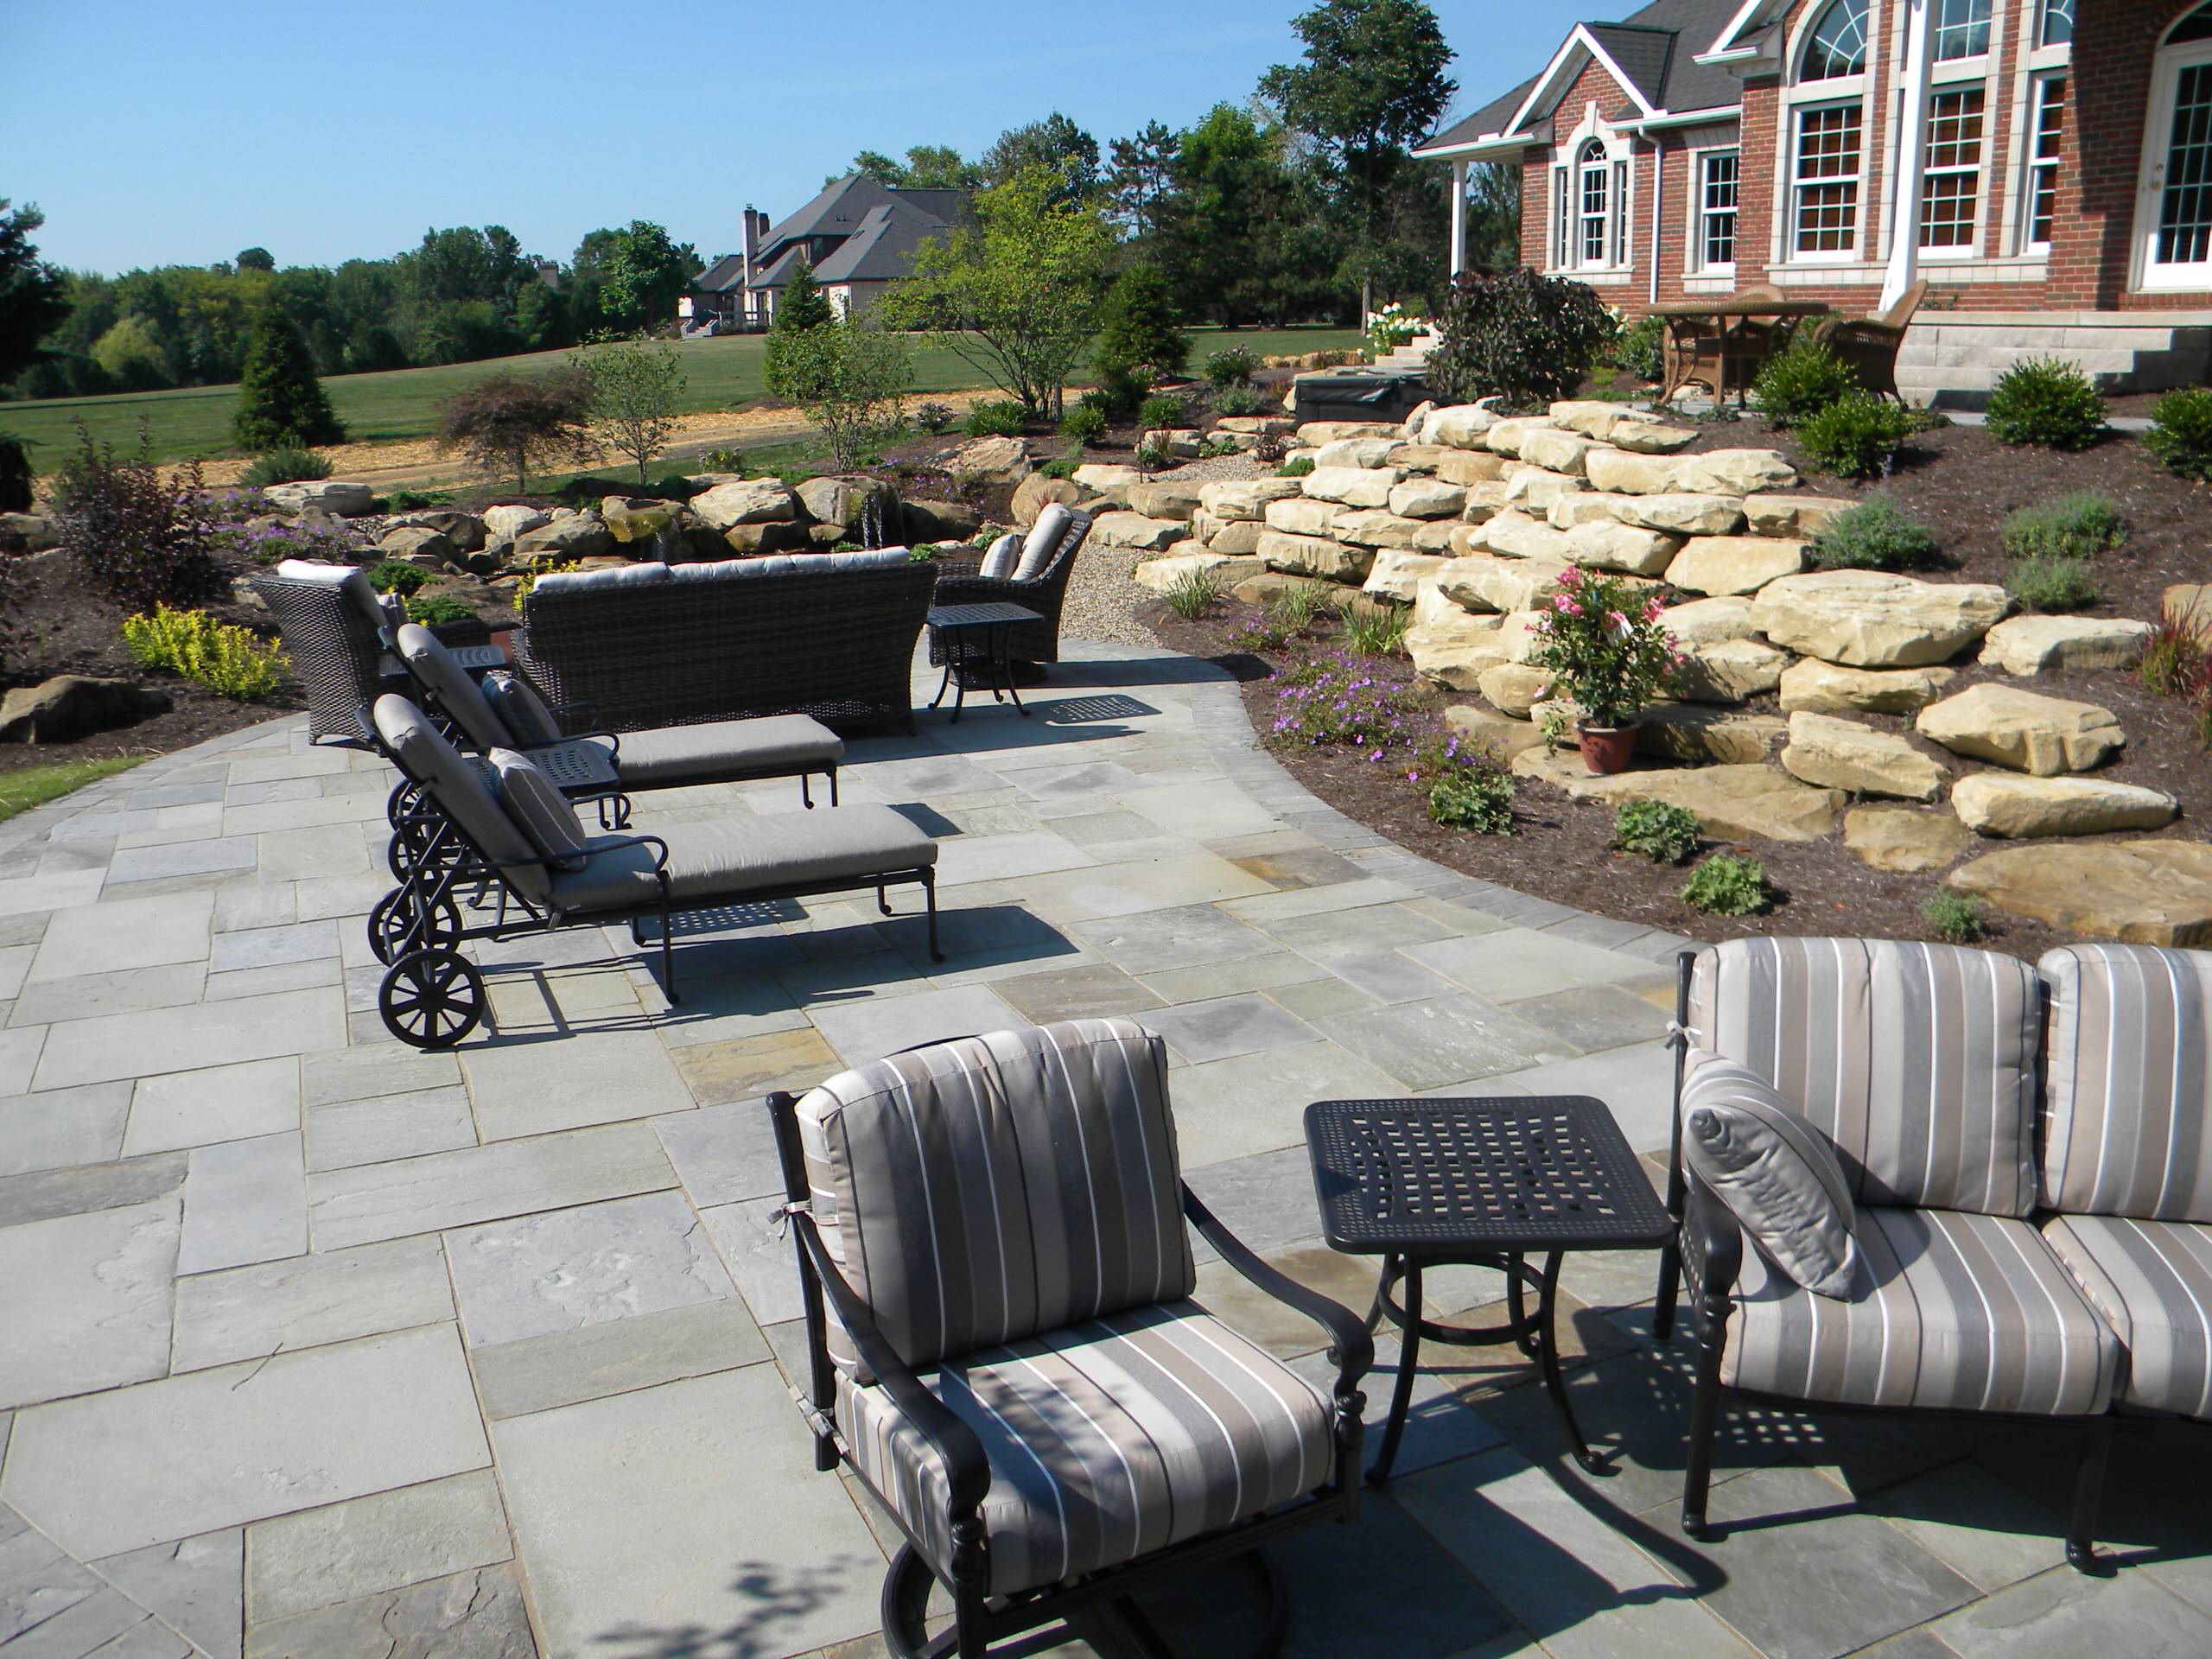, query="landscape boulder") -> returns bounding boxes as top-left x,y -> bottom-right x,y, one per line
1444,703 -> 1551,764
1198,479 -> 1301,522
1011,473 -> 1081,529
1752,571 -> 2010,668
1977,614 -> 2158,677
1845,807 -> 1974,874
1314,436 -> 1399,470
264,480 -> 375,517
514,515 -> 614,561
1516,428 -> 1607,477
1332,511 -> 1455,553
1480,512 -> 1571,562
1134,552 -> 1263,594
1388,479 -> 1467,520
903,499 -> 982,543
1781,712 -> 1949,803
1948,840 -> 2212,945
940,436 -> 1031,484
375,525 -> 457,568
2166,582 -> 2212,643
690,479 -> 799,530
1950,774 -> 2177,838
385,510 -> 486,553
1440,554 -> 1568,617
1406,611 -> 1510,688
1510,752 -> 1847,842
1582,450 -> 1678,495
1266,497 -> 1344,538
1091,512 -> 1186,553
1670,449 -> 1798,496
1563,520 -> 1681,576
1663,536 -> 1806,598
1071,464 -> 1144,505
1636,705 -> 1789,766
798,474 -> 900,537
1127,480 -> 1205,522
0,512 -> 58,551
1744,495 -> 1856,537
1422,405 -> 1500,449
481,505 -> 550,545
598,499 -> 676,545
1916,683 -> 2126,776
721,521 -> 814,556
1778,660 -> 1955,716
1674,638 -> 1789,704
1659,596 -> 1758,646
0,675 -> 170,744
1478,662 -> 1552,717
1609,493 -> 1746,537
1361,550 -> 1452,604
1301,467 -> 1400,508
1259,530 -> 1370,582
